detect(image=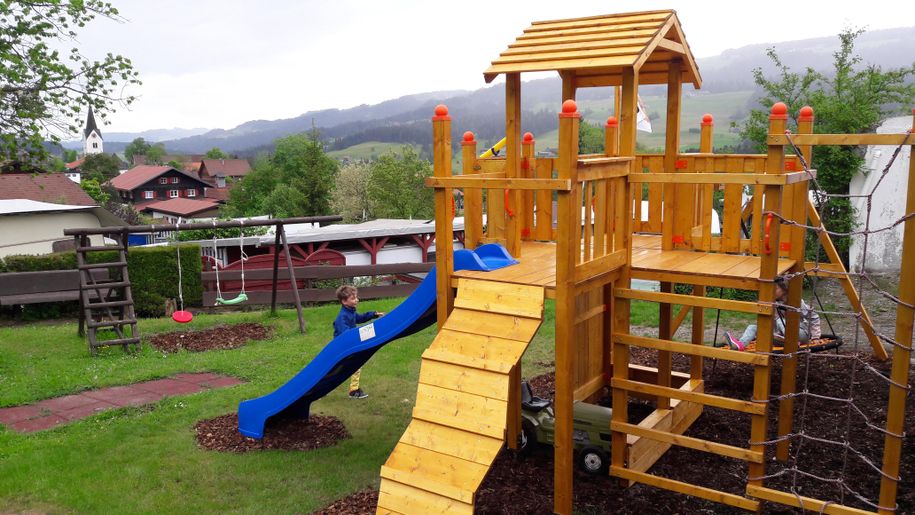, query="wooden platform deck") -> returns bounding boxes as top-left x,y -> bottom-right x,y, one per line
452,236 -> 795,294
